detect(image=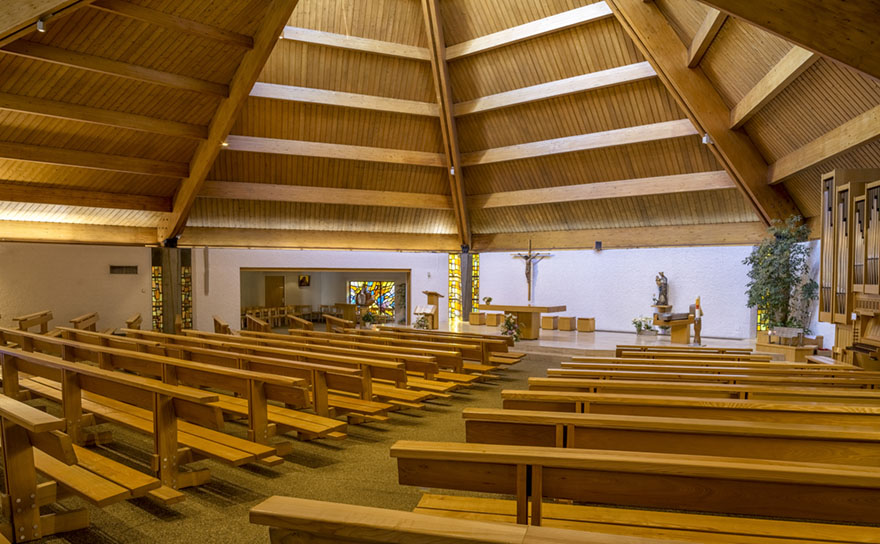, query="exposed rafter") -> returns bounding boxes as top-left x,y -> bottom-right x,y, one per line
223,135 -> 446,167
686,8 -> 726,67
1,41 -> 228,97
281,26 -> 431,61
422,0 -> 470,248
608,0 -> 800,225
0,92 -> 207,139
0,0 -> 95,48
468,171 -> 734,209
0,182 -> 171,212
0,141 -> 188,177
730,47 -> 818,129
472,222 -> 768,251
460,119 -> 698,167
179,228 -> 460,251
446,2 -> 613,60
454,62 -> 657,116
768,105 -> 880,184
90,0 -> 254,49
157,0 -> 302,243
200,181 -> 453,210
250,82 -> 440,117
0,220 -> 155,245
694,0 -> 880,81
